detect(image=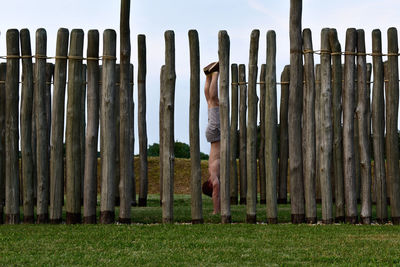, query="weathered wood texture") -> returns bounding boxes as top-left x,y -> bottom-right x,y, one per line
20,29 -> 35,223
258,64 -> 266,205
138,34 -> 148,207
80,64 -> 86,204
265,30 -> 278,223
45,63 -> 53,158
49,28 -> 69,224
162,31 -> 176,223
114,64 -> 120,205
159,65 -> 165,206
246,29 -> 259,224
315,64 -> 321,203
5,29 -> 20,224
343,28 -> 358,224
130,63 -> 136,206
0,63 -> 6,224
219,30 -> 231,224
302,28 -> 316,223
371,29 -> 387,223
238,64 -> 247,205
384,61 -> 390,205
83,30 -> 99,224
289,0 -> 305,223
100,29 -> 117,224
230,63 -> 239,205
188,30 -> 203,223
386,27 -> 400,224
